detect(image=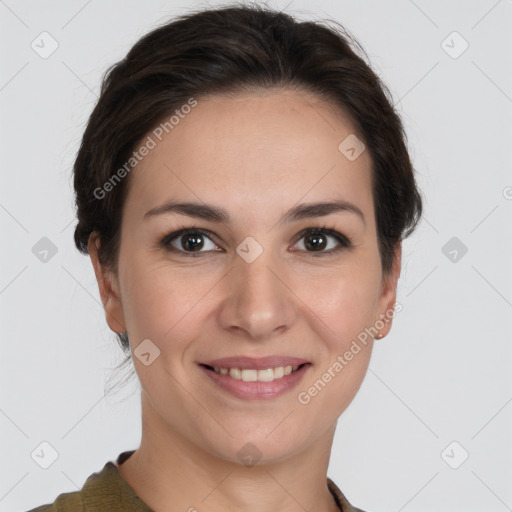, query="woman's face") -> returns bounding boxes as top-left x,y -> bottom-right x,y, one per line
91,88 -> 400,465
